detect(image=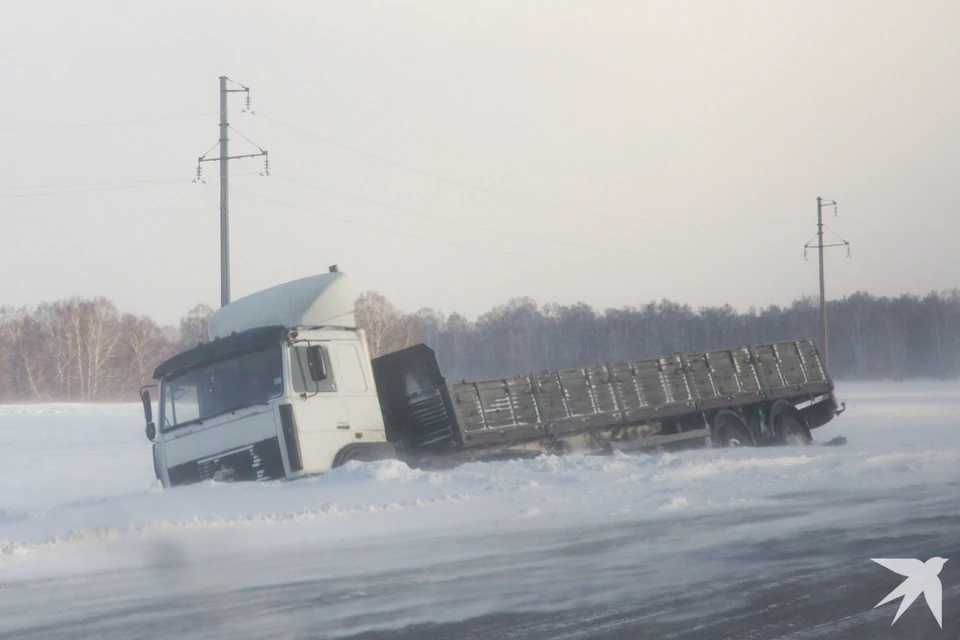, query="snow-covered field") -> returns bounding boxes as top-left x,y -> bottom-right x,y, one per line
1,381 -> 959,638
